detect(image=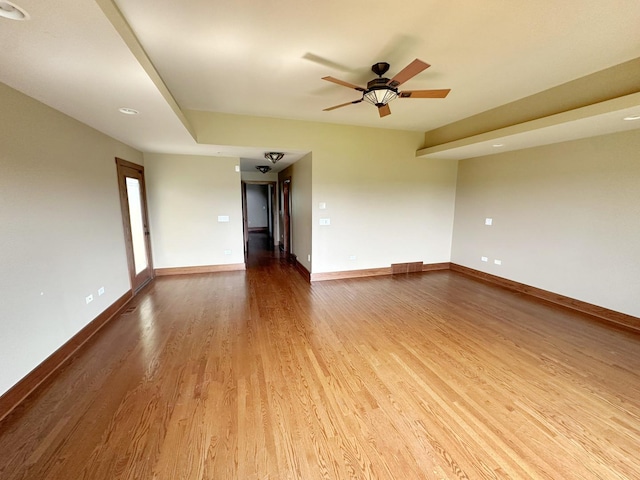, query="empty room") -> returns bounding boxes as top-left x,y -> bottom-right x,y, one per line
1,1 -> 639,478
